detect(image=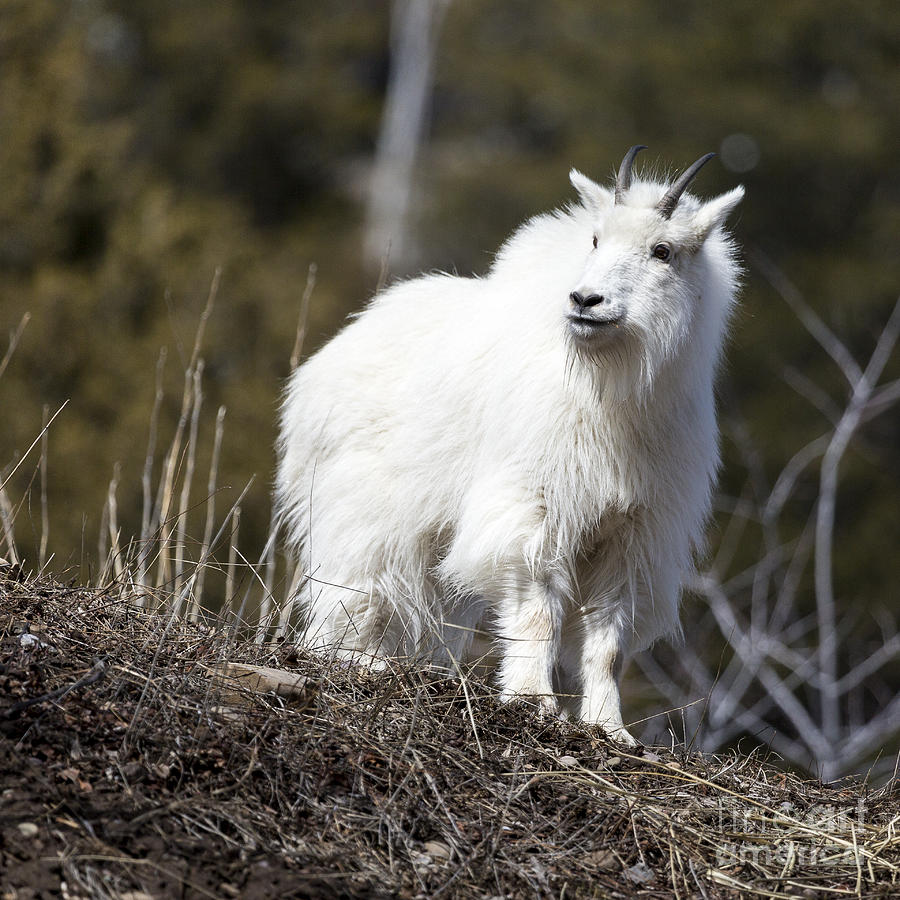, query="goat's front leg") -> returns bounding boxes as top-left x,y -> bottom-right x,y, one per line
580,612 -> 636,745
496,578 -> 562,716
